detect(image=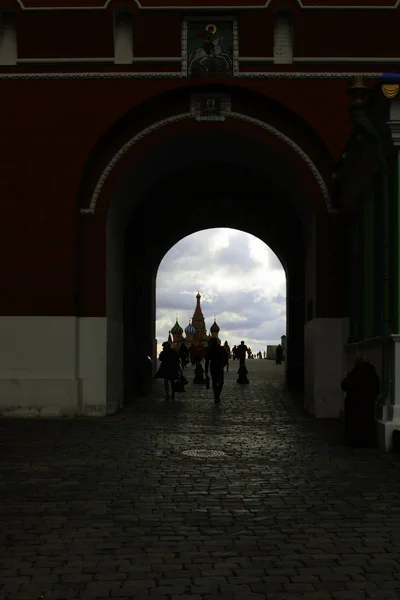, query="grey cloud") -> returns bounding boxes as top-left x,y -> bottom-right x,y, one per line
213,241 -> 257,271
